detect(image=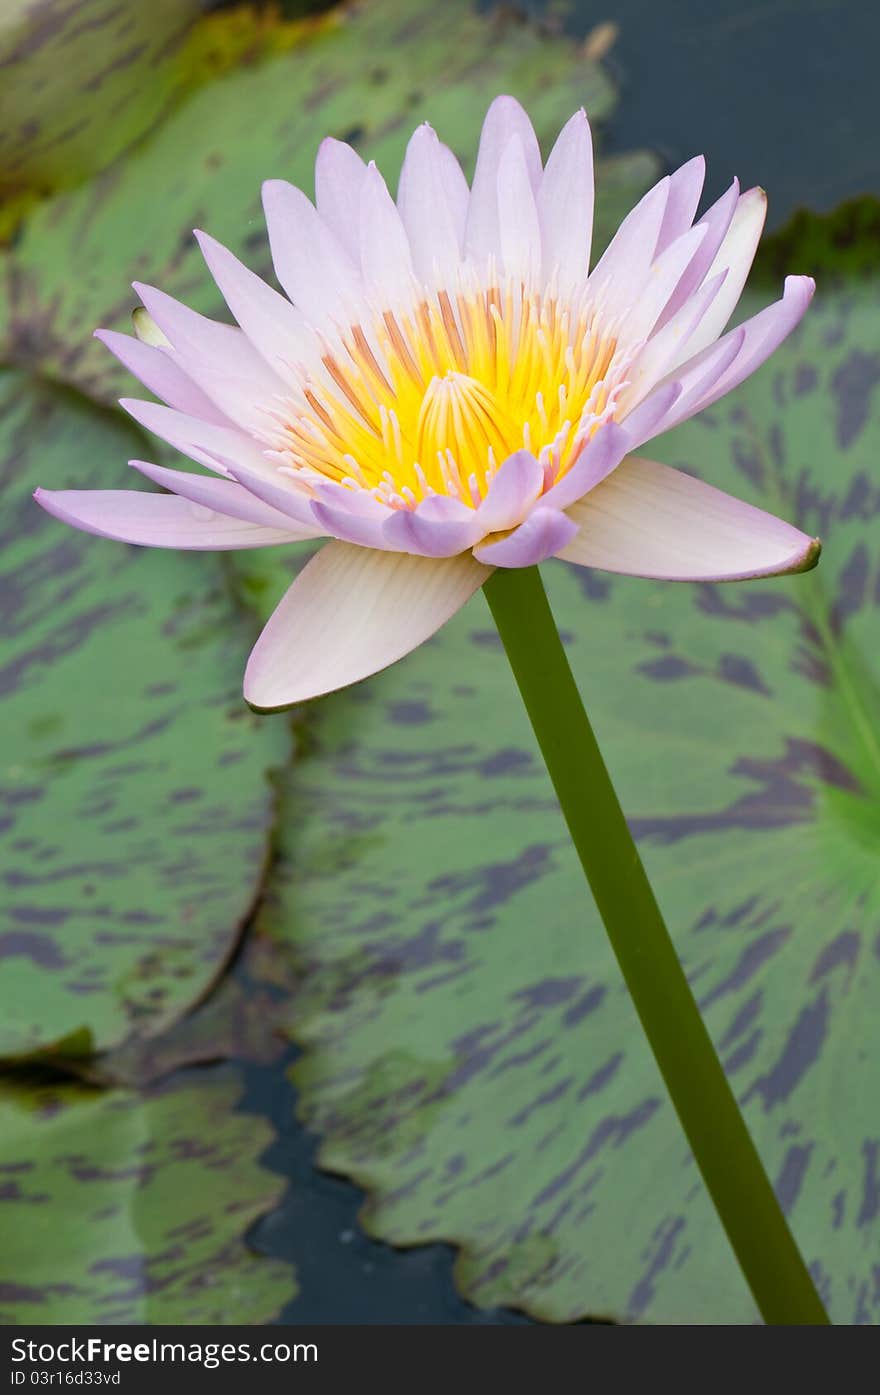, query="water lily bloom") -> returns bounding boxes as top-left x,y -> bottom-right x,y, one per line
35,96 -> 819,709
